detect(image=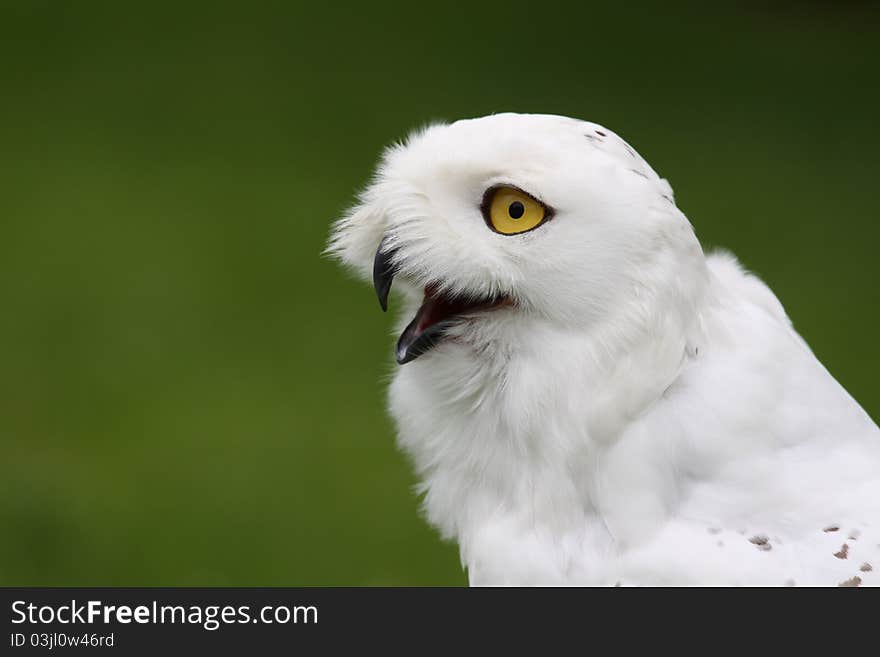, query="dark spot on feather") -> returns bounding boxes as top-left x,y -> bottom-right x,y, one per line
749,535 -> 772,551
630,169 -> 648,179
823,525 -> 839,532
834,544 -> 849,559
848,529 -> 860,540
860,562 -> 872,572
838,576 -> 861,587
595,130 -> 606,137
